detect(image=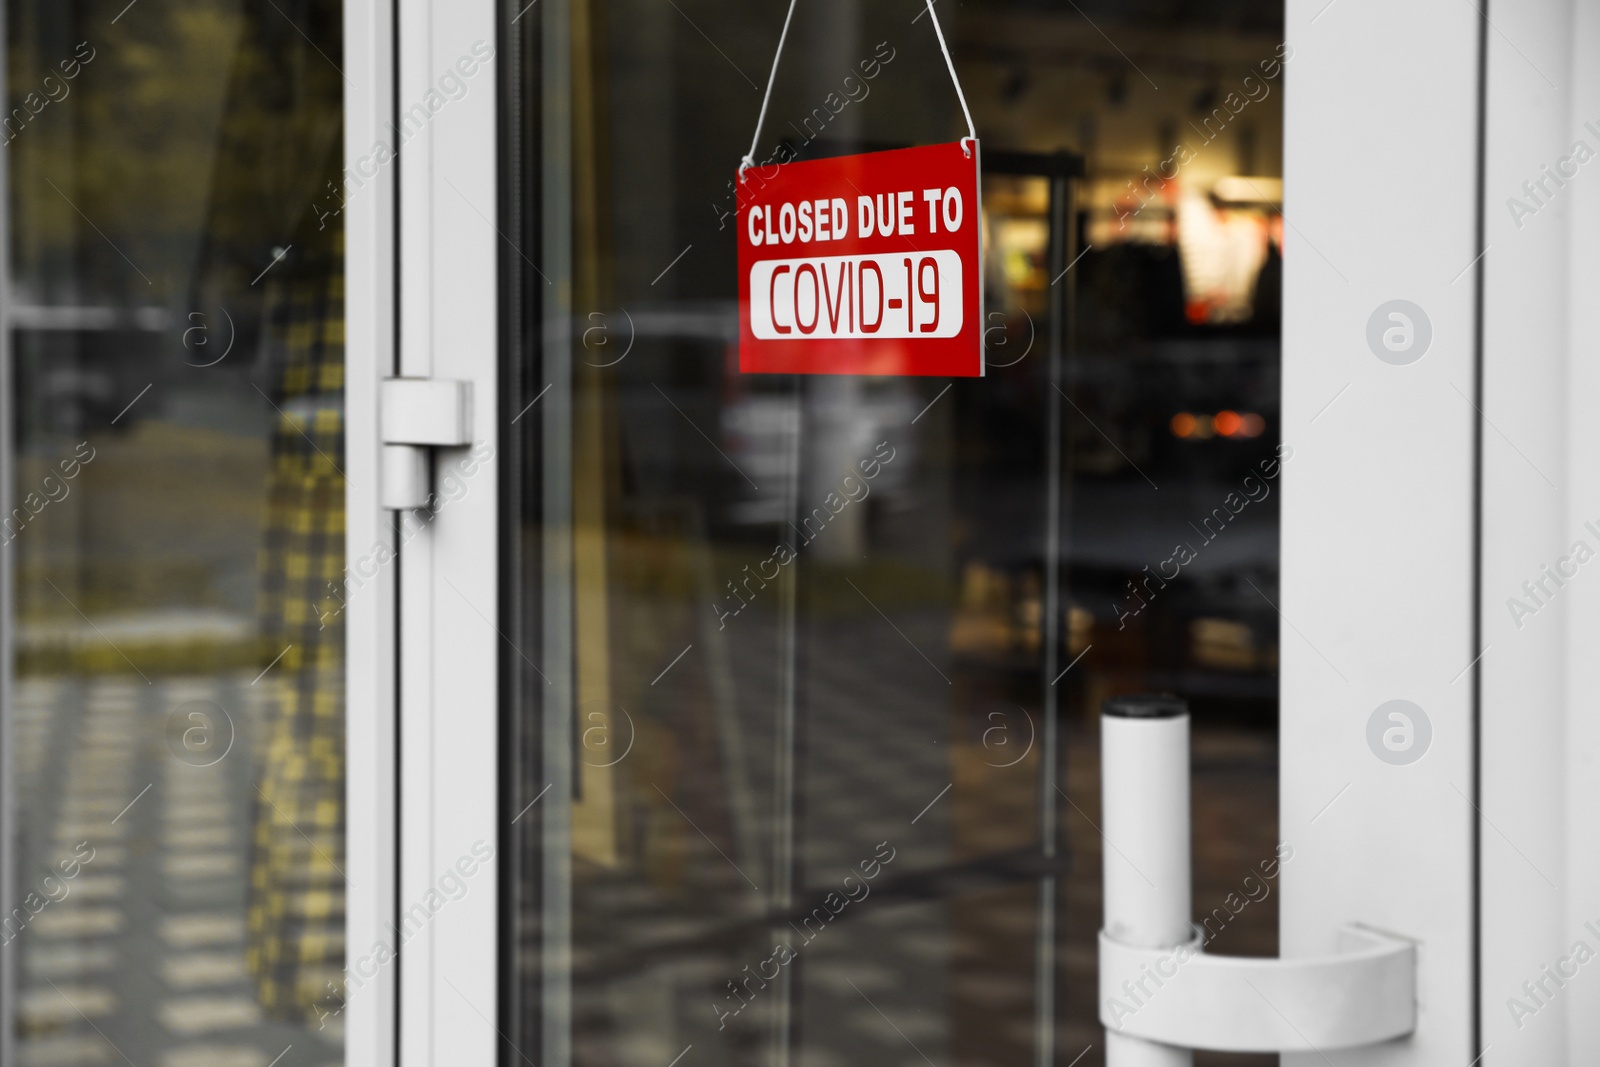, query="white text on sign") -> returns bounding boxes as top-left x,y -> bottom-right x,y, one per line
745,188 -> 966,245
749,252 -> 963,340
